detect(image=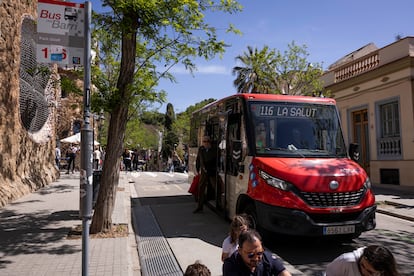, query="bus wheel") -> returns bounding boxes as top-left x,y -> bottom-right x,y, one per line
244,204 -> 272,244
243,204 -> 258,230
